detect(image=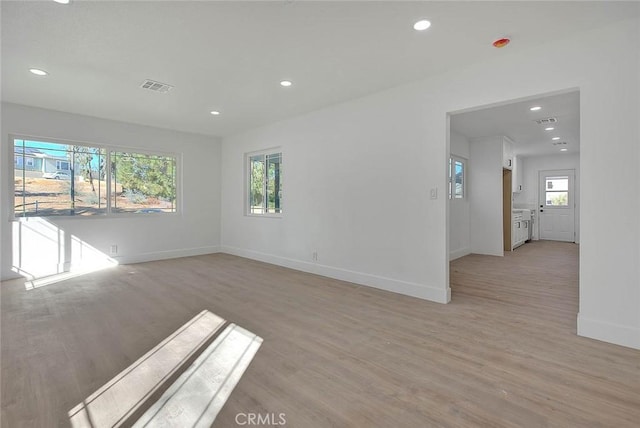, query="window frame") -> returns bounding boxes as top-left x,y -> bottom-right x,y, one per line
543,175 -> 570,207
448,155 -> 466,200
10,134 -> 181,220
55,160 -> 70,171
244,147 -> 283,218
